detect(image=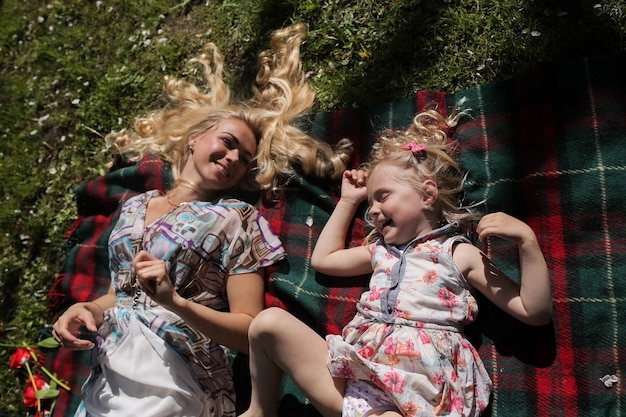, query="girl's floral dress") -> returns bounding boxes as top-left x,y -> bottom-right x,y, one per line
326,224 -> 492,417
